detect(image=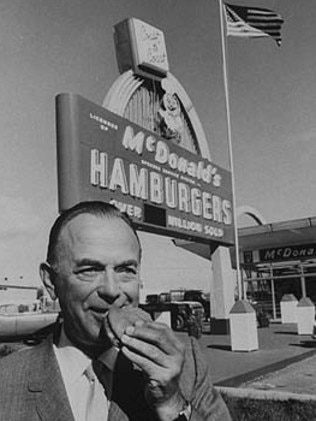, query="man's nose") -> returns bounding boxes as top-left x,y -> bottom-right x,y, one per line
97,269 -> 121,303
